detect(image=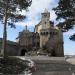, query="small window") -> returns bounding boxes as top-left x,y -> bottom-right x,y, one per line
44,14 -> 47,17
46,32 -> 48,35
53,32 -> 54,35
50,32 -> 52,35
45,22 -> 46,24
40,32 -> 43,35
43,32 -> 45,35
